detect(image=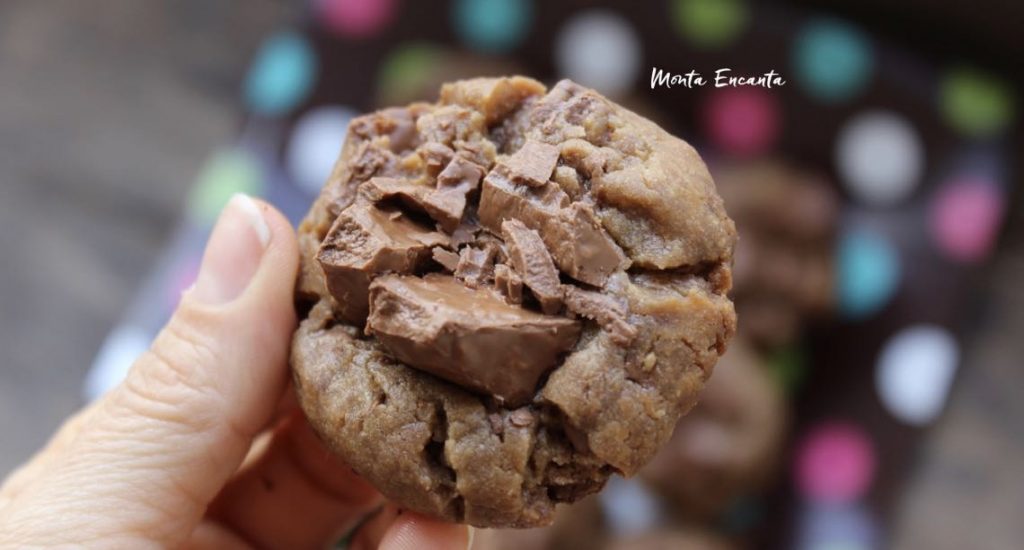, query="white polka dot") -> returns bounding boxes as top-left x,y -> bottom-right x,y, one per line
876,325 -> 959,426
836,111 -> 924,206
555,10 -> 642,96
286,106 -> 359,195
600,476 -> 662,536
